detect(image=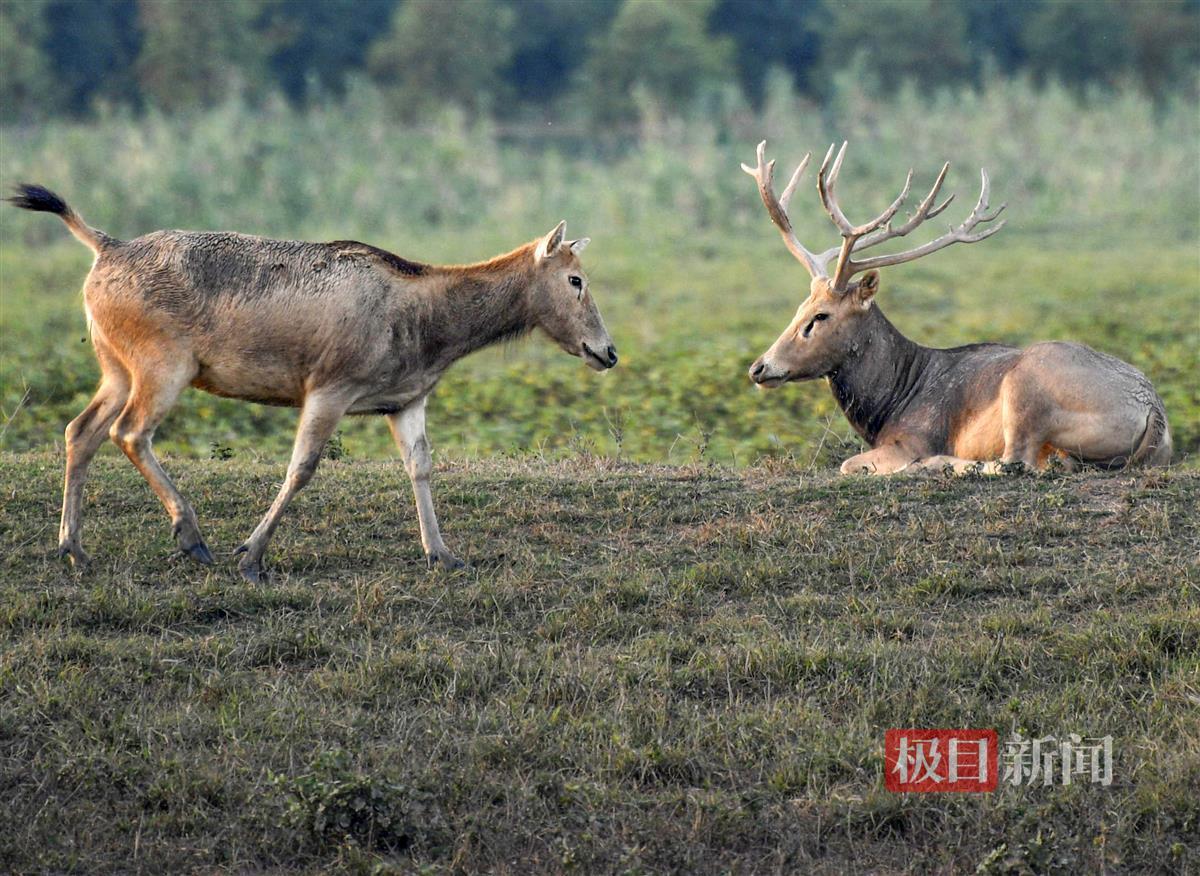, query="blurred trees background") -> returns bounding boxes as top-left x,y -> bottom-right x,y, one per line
1,0 -> 1196,124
